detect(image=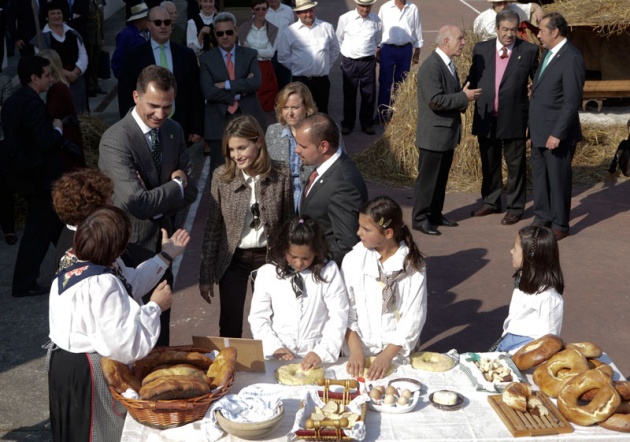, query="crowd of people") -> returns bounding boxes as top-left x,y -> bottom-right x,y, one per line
0,1 -> 589,440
